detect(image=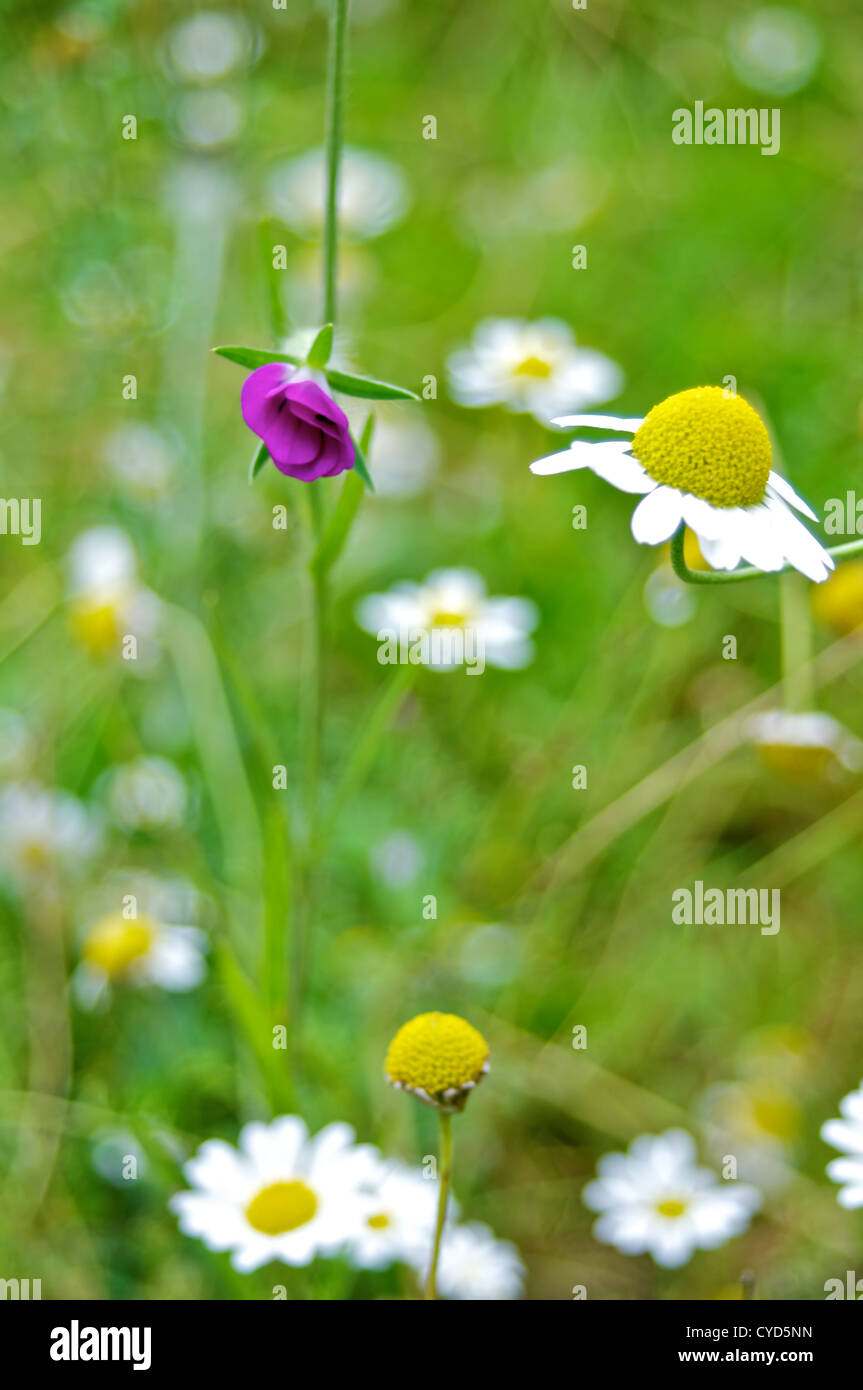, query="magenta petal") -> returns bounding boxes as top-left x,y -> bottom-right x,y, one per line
240,363 -> 293,437
283,381 -> 351,433
264,409 -> 323,465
